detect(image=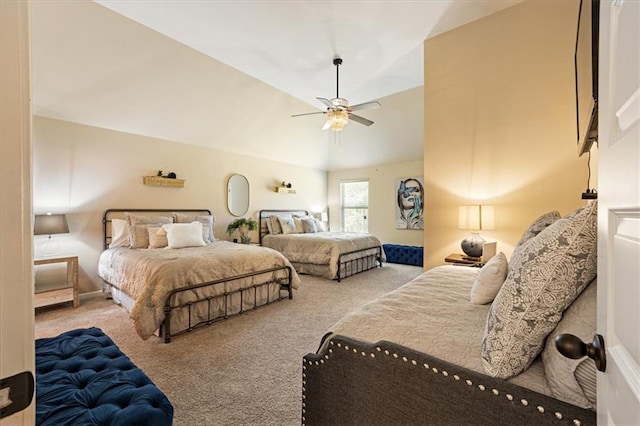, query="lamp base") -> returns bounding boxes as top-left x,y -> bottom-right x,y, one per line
461,232 -> 485,259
